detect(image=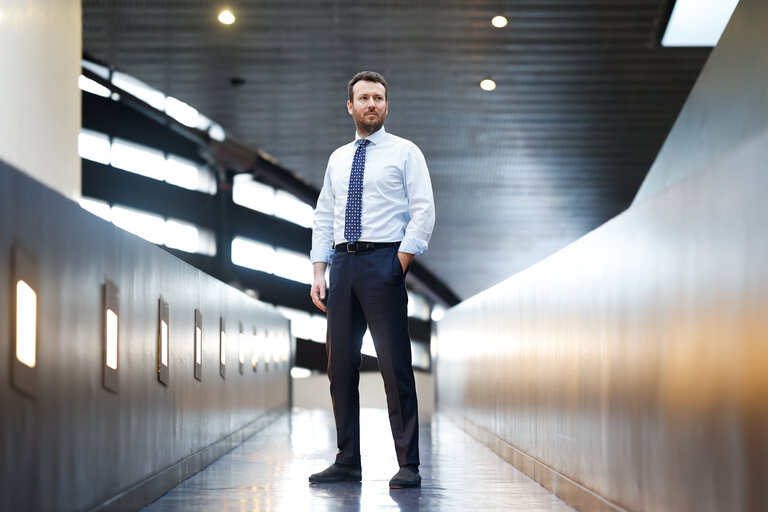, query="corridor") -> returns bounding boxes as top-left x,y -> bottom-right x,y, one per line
144,409 -> 573,511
